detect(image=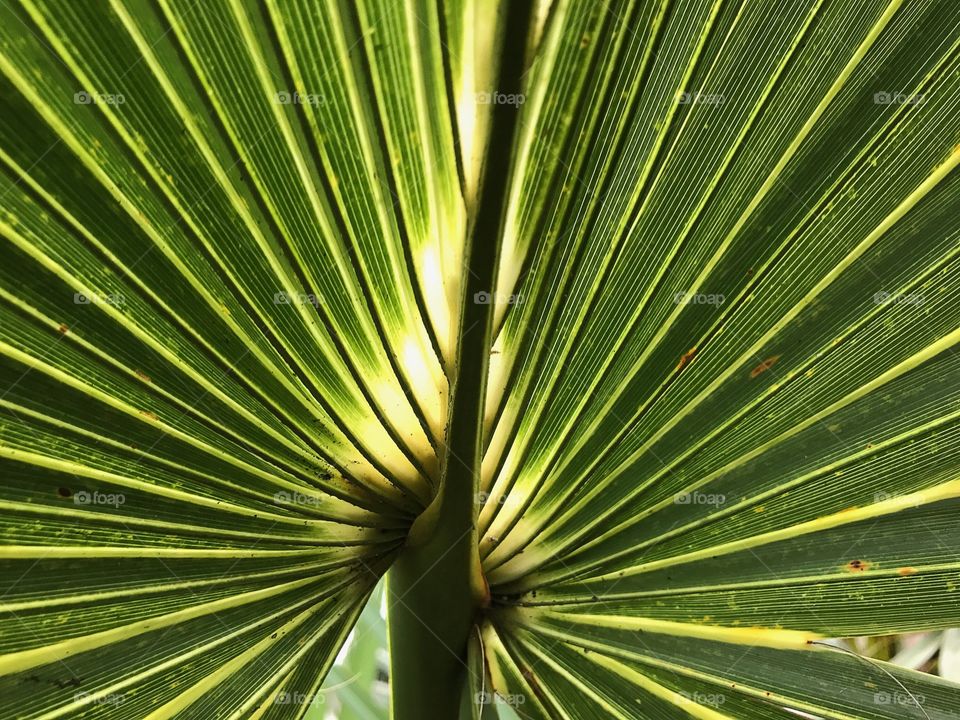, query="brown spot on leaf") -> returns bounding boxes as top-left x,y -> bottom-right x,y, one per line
139,410 -> 159,421
676,347 -> 697,371
479,574 -> 491,609
750,355 -> 782,378
897,567 -> 918,576
57,324 -> 69,334
135,369 -> 152,383
521,666 -> 542,693
57,487 -> 72,498
845,559 -> 870,572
